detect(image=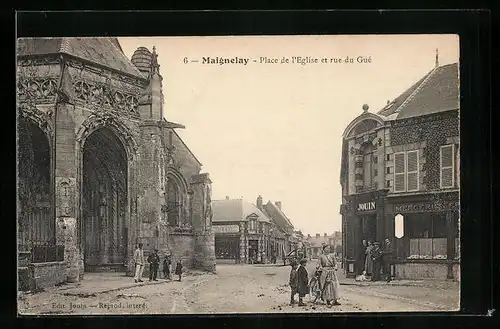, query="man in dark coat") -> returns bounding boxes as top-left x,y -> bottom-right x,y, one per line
371,242 -> 382,281
297,258 -> 309,306
381,239 -> 394,282
147,249 -> 160,281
